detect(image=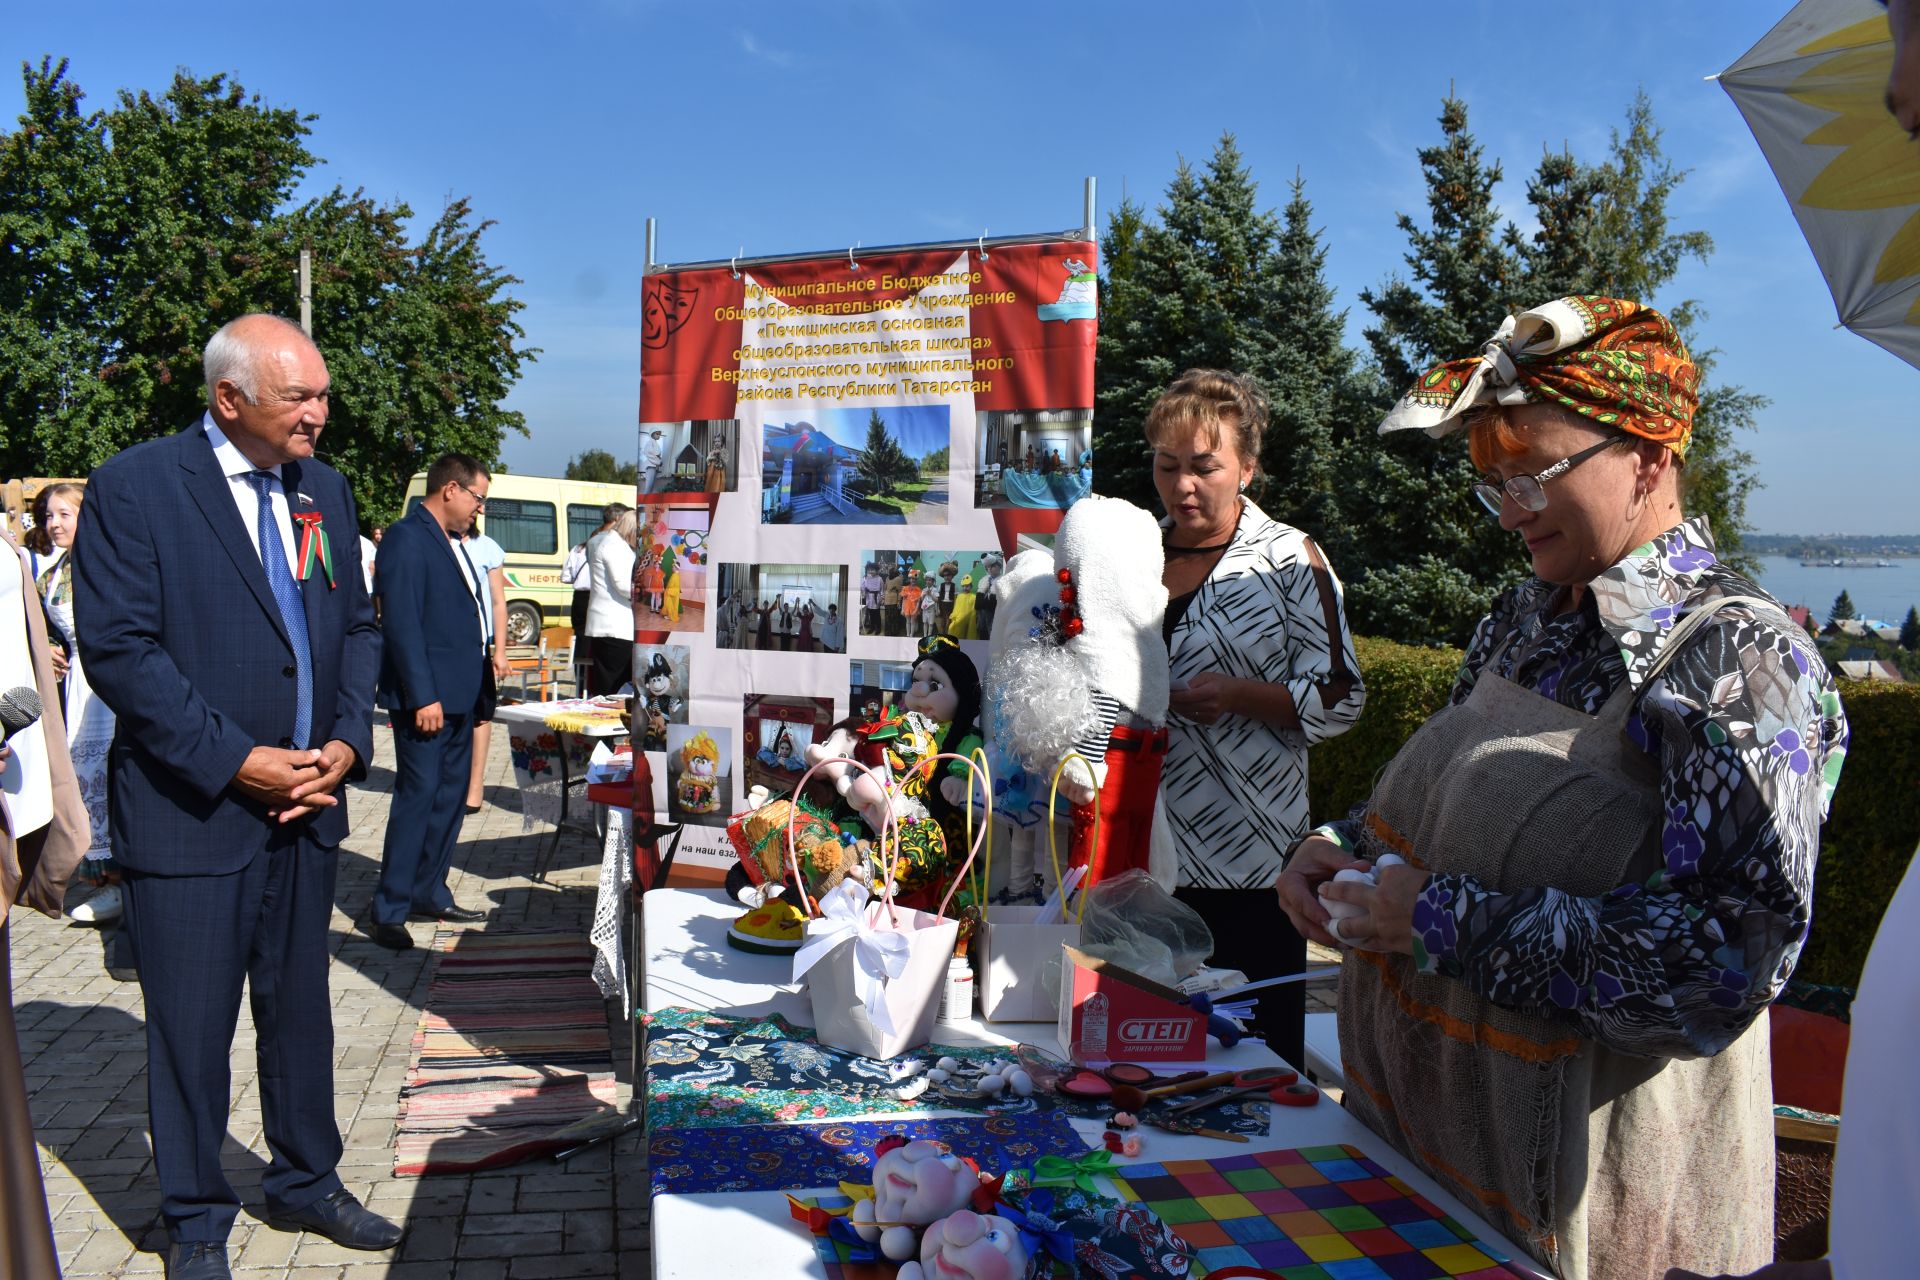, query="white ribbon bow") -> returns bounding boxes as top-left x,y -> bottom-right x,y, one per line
1377,298 -> 1595,439
791,879 -> 914,1034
